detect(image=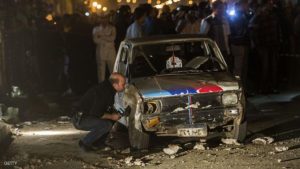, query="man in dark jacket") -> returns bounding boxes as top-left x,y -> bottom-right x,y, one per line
72,72 -> 126,151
